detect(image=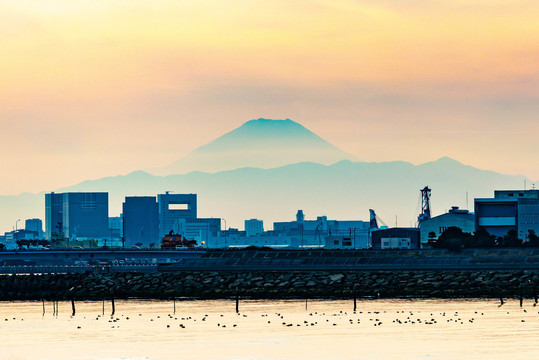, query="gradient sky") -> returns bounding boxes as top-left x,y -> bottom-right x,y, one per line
1,0 -> 538,195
